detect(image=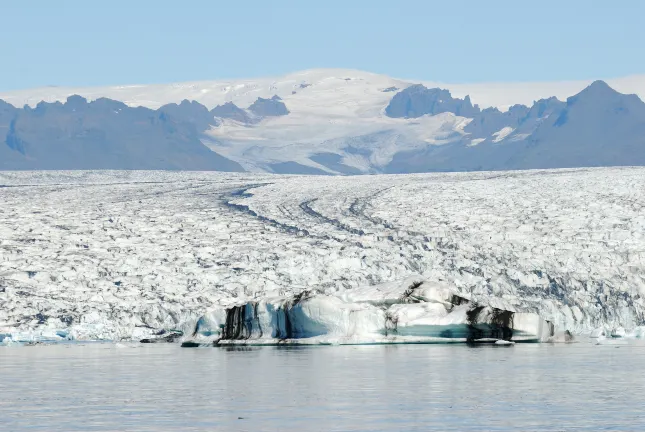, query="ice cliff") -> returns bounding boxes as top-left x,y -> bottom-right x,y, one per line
185,278 -> 556,346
